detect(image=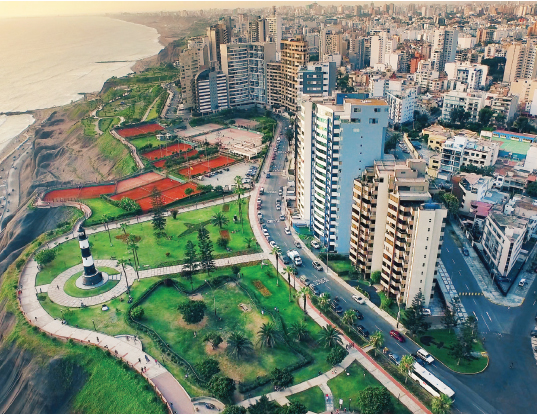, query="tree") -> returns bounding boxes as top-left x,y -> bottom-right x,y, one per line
178,300 -> 207,324
258,322 -> 283,348
271,245 -> 280,280
226,332 -> 254,359
203,332 -> 223,349
342,309 -> 357,326
370,270 -> 381,284
208,375 -> 236,402
280,402 -> 307,414
212,211 -> 230,229
402,291 -> 431,336
231,265 -> 241,278
119,197 -> 140,212
131,306 -> 144,320
244,237 -> 255,248
127,235 -> 140,279
185,187 -> 194,196
298,287 -> 309,312
449,337 -> 465,365
318,325 -> 342,348
198,226 -> 216,276
184,240 -> 198,281
527,181 -> 537,198
217,237 -> 229,249
270,368 -> 294,389
441,300 -> 458,333
384,132 -> 401,153
248,395 -> 279,414
356,386 -> 393,414
368,331 -> 384,356
289,321 -> 310,342
222,406 -> 246,414
170,208 -> 179,219
327,346 -> 347,366
102,213 -> 113,246
514,116 -> 530,133
380,295 -> 394,311
431,393 -> 453,414
195,358 -> 220,381
442,193 -> 460,215
35,248 -> 57,267
460,315 -> 478,359
398,355 -> 414,383
234,176 -> 245,230
495,112 -> 506,126
318,293 -> 331,310
478,107 -> 494,127
150,188 -> 166,237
